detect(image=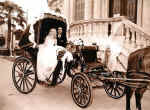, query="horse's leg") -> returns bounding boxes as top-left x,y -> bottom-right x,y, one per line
126,86 -> 134,110
135,88 -> 146,110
